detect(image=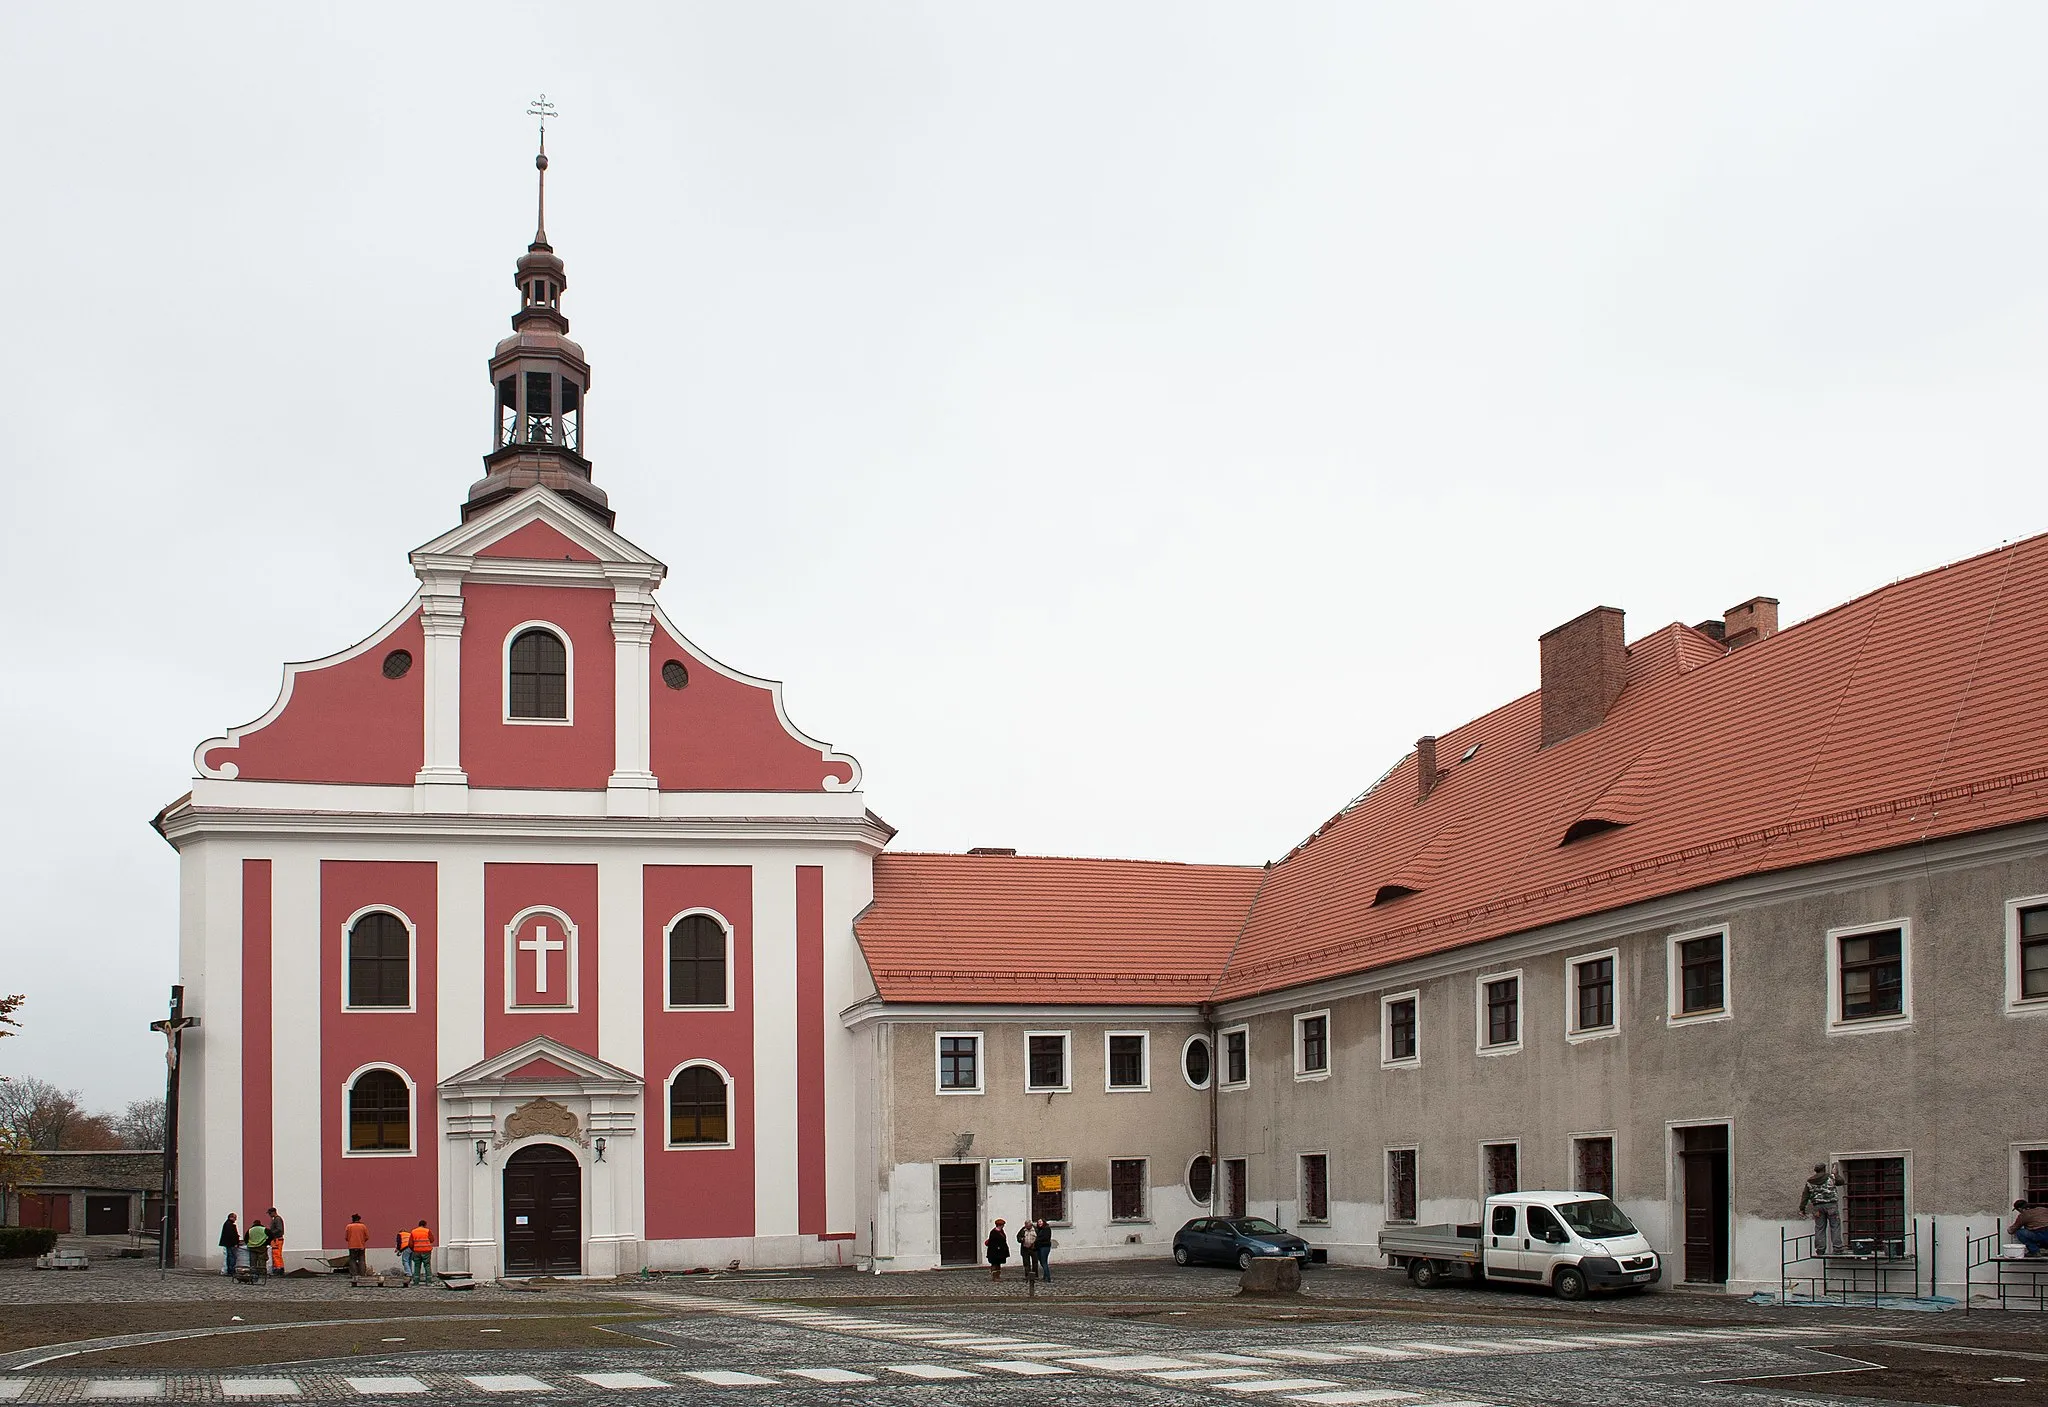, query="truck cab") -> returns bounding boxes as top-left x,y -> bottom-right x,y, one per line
1378,1189 -> 1661,1299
